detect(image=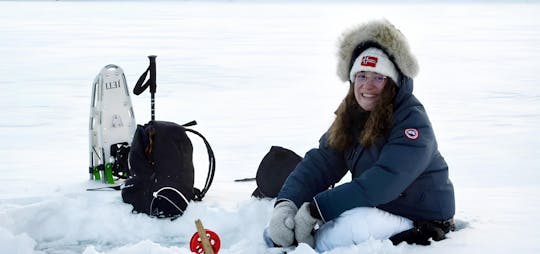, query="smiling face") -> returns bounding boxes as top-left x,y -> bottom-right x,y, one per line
353,71 -> 388,111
